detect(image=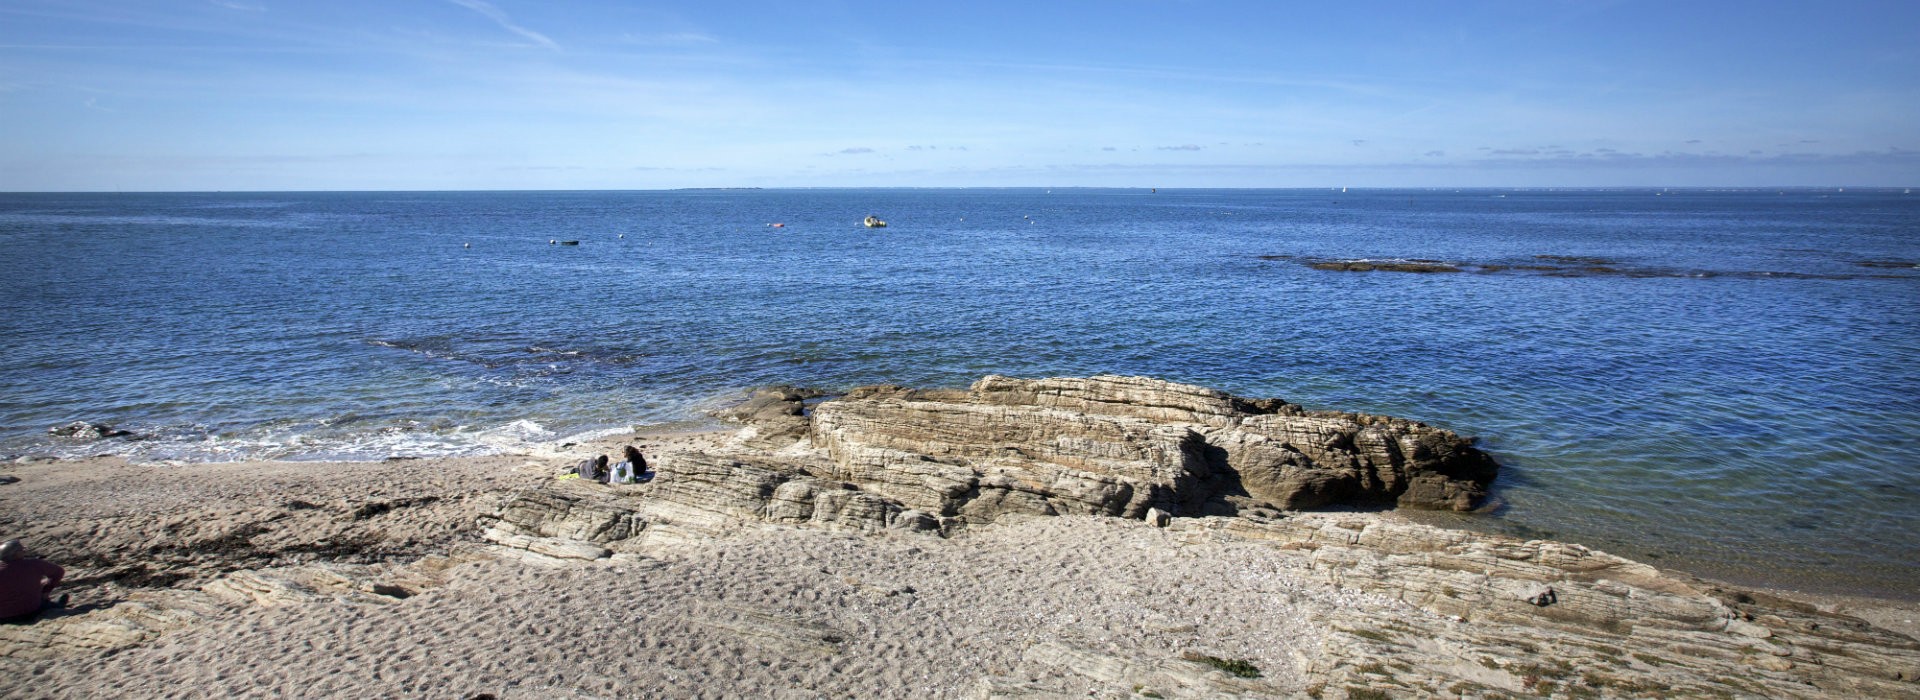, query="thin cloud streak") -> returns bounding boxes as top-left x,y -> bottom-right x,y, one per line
445,0 -> 557,50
